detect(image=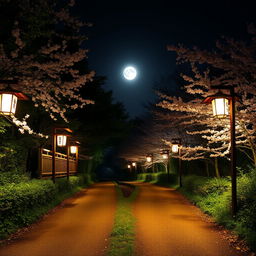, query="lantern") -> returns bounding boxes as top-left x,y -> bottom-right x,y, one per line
70,145 -> 77,154
202,91 -> 231,118
132,162 -> 136,167
127,164 -> 131,169
162,150 -> 169,159
146,155 -> 152,162
171,139 -> 181,153
212,98 -> 229,117
172,144 -> 179,153
0,90 -> 28,116
57,135 -> 67,147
